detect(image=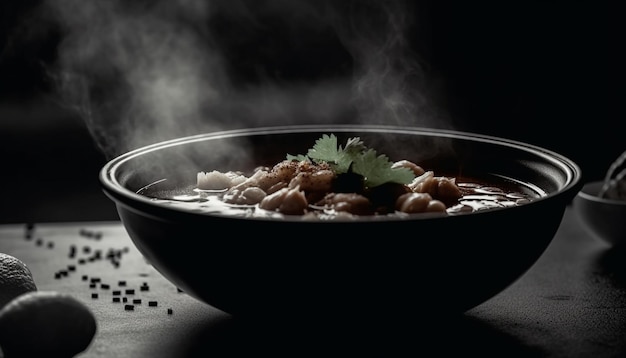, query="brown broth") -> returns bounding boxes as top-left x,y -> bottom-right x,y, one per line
138,175 -> 543,220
